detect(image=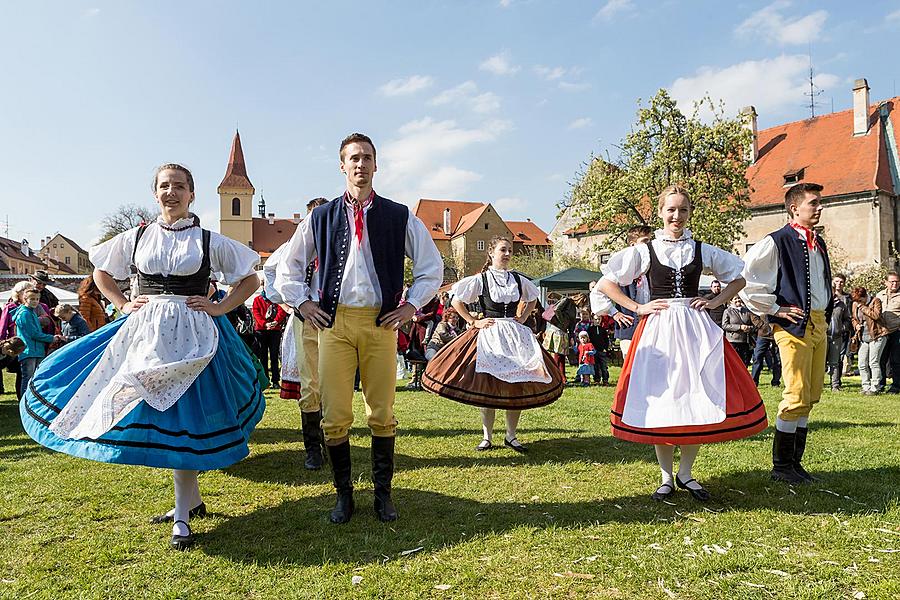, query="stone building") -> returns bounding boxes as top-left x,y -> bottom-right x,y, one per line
551,79 -> 900,273
0,237 -> 45,276
37,234 -> 92,275
413,199 -> 552,277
